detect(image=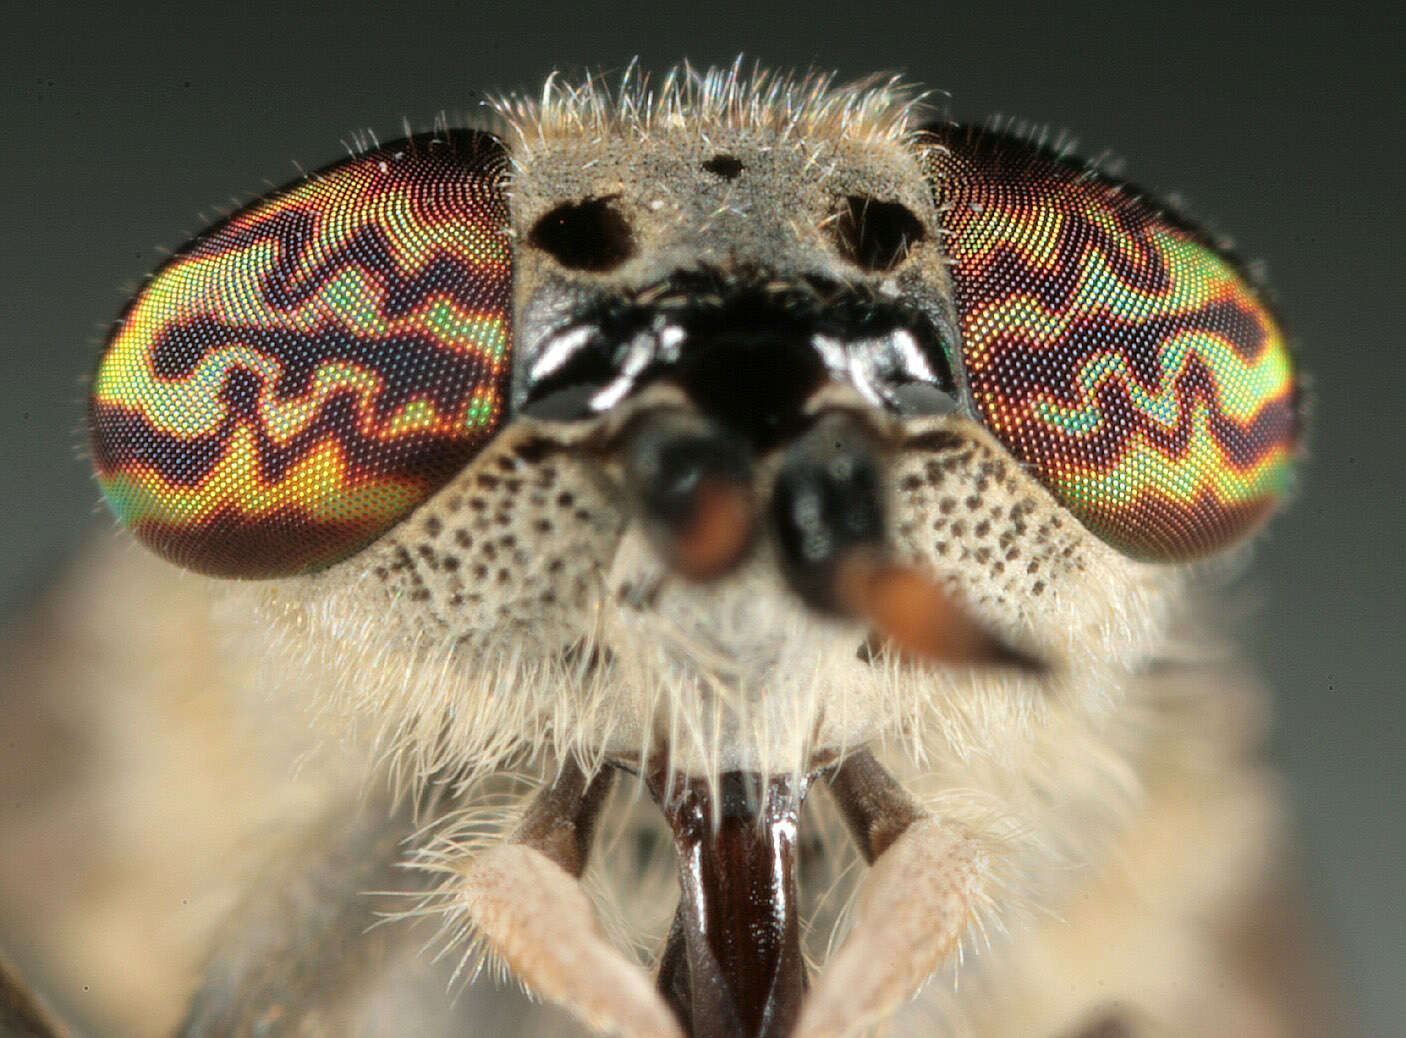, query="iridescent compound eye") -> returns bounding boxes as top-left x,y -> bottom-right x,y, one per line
89,131 -> 512,578
927,125 -> 1298,560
